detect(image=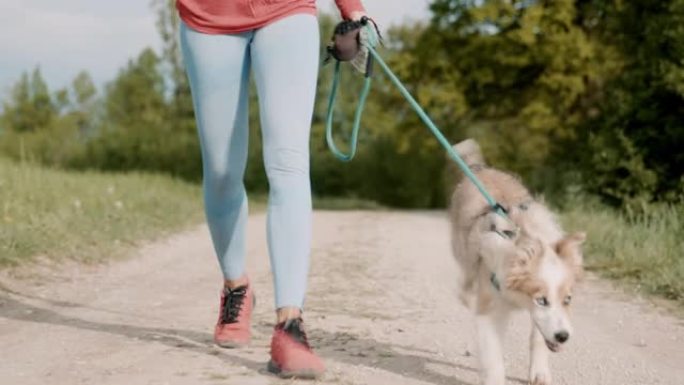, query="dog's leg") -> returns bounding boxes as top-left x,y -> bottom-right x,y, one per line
476,308 -> 509,385
529,322 -> 552,385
